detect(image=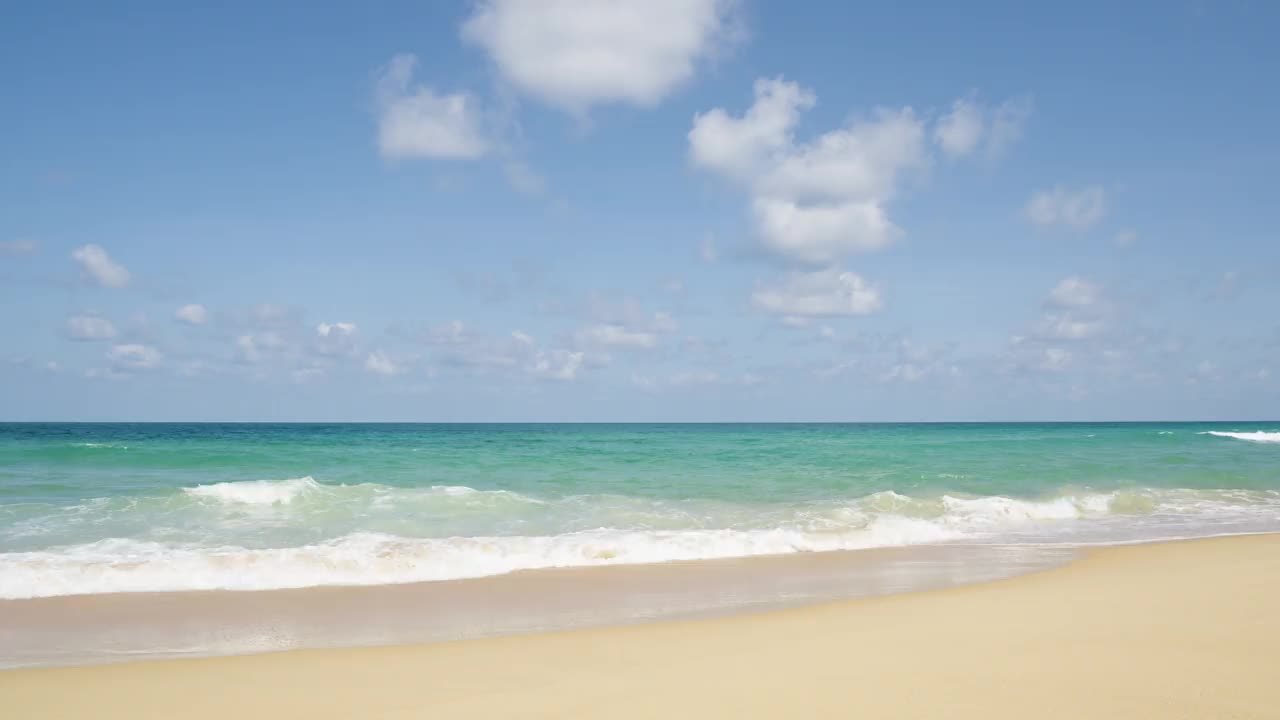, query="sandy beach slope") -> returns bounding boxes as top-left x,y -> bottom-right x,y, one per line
2,534 -> 1276,719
